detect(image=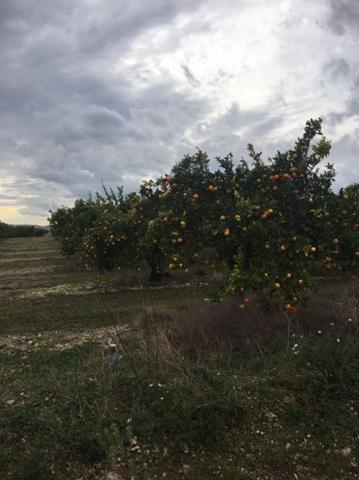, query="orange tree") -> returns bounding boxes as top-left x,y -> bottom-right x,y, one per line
49,118 -> 358,308
145,151 -> 262,276
137,151 -> 216,279
49,198 -> 103,255
153,119 -> 338,310
81,169 -> 204,280
215,119 -> 338,310
84,151 -> 230,280
329,183 -> 359,275
65,180 -> 180,280
48,185 -> 140,271
82,151 -> 243,279
81,192 -> 144,272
